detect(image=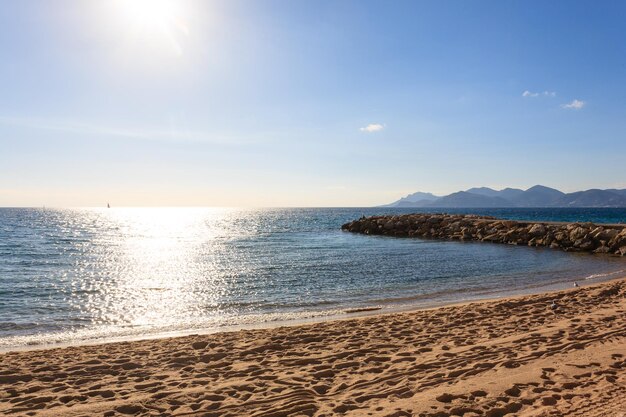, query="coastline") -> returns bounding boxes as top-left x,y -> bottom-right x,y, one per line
2,264 -> 624,353
2,278 -> 626,416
